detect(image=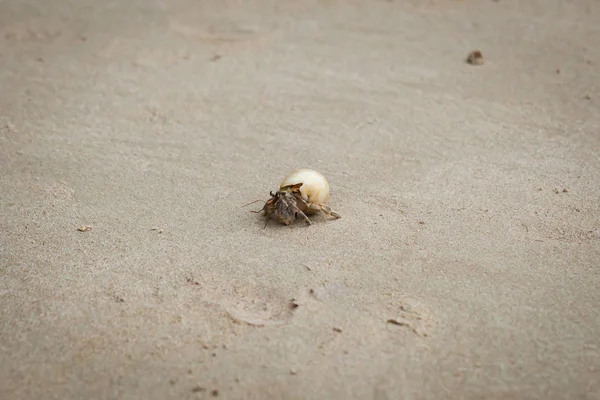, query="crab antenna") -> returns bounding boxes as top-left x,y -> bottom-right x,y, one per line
241,199 -> 266,208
